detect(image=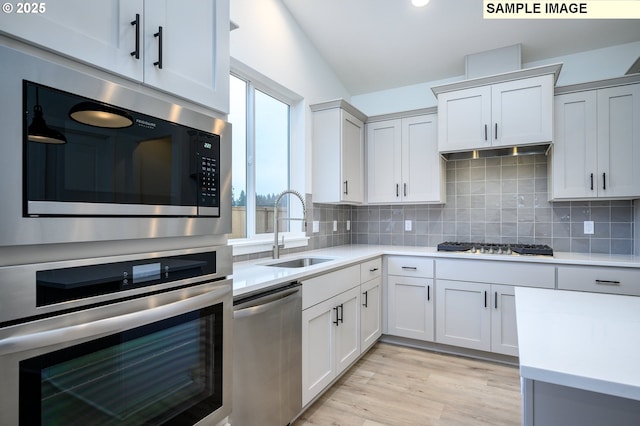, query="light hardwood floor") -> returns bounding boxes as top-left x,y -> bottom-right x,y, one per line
293,343 -> 522,426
